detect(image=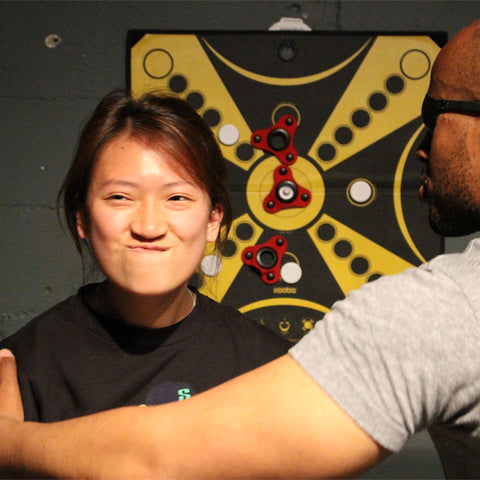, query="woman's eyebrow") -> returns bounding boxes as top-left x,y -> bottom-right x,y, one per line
98,179 -> 139,188
97,179 -> 197,189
